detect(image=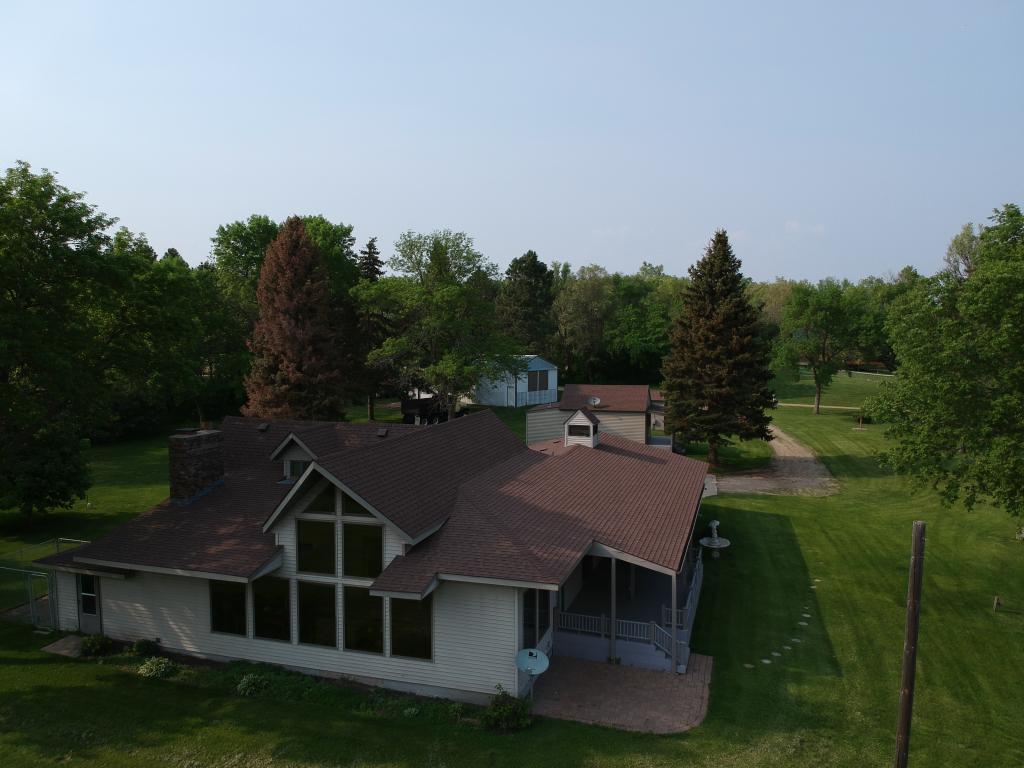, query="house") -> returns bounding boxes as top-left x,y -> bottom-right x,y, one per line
473,355 -> 558,408
526,384 -> 653,445
37,410 -> 707,704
